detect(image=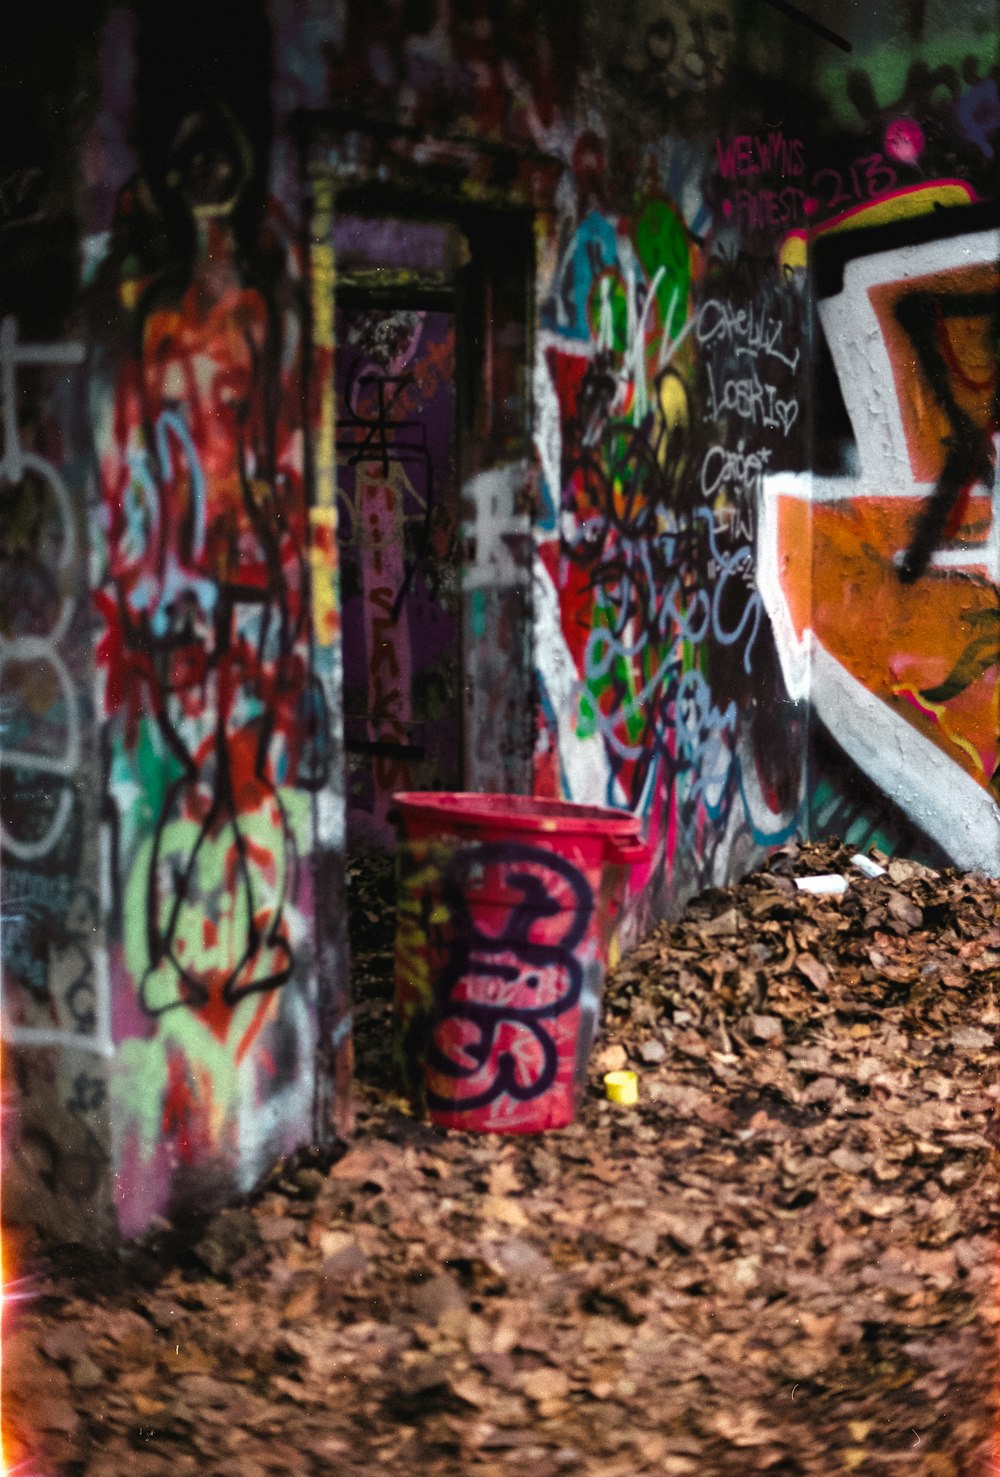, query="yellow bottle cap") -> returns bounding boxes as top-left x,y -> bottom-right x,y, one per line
604,1070 -> 638,1106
